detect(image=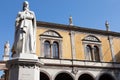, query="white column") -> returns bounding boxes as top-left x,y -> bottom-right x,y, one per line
108,36 -> 116,62
59,40 -> 63,59
70,31 -> 76,59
